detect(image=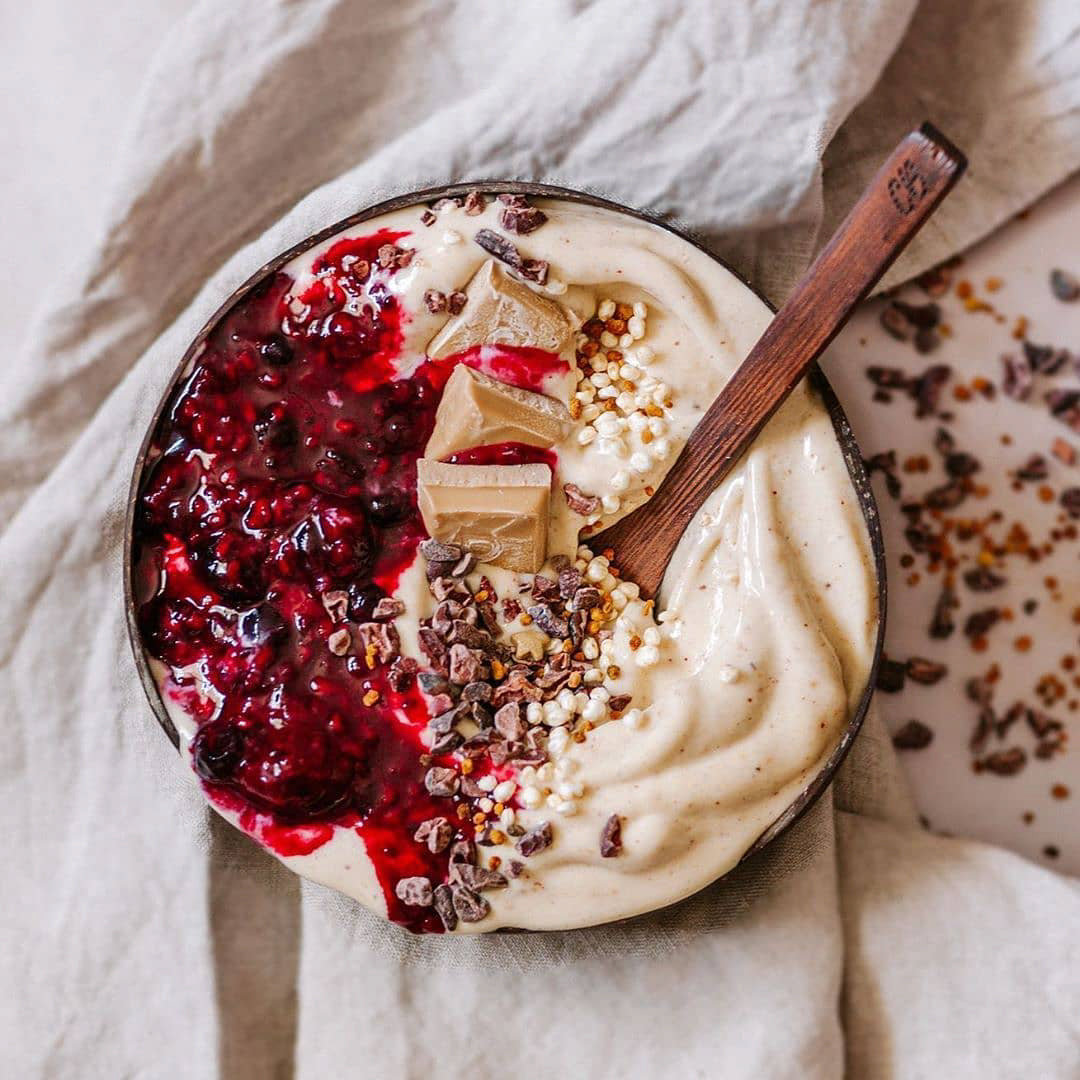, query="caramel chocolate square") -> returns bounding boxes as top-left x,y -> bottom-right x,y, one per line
424,363 -> 573,461
416,459 -> 551,573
